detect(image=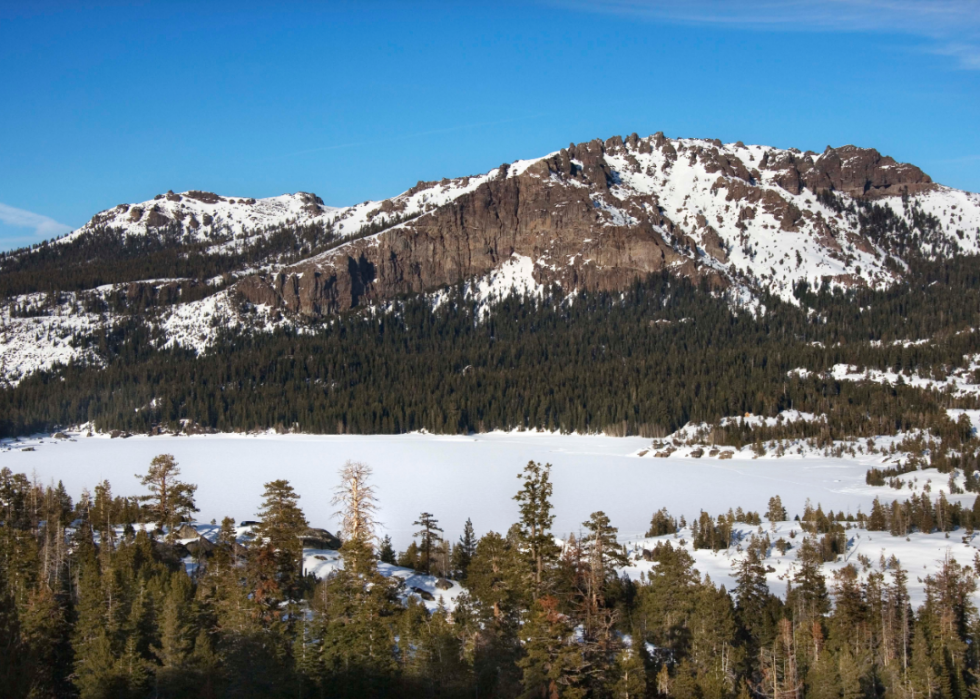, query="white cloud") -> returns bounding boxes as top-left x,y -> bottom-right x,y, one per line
0,202 -> 73,238
550,0 -> 980,69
